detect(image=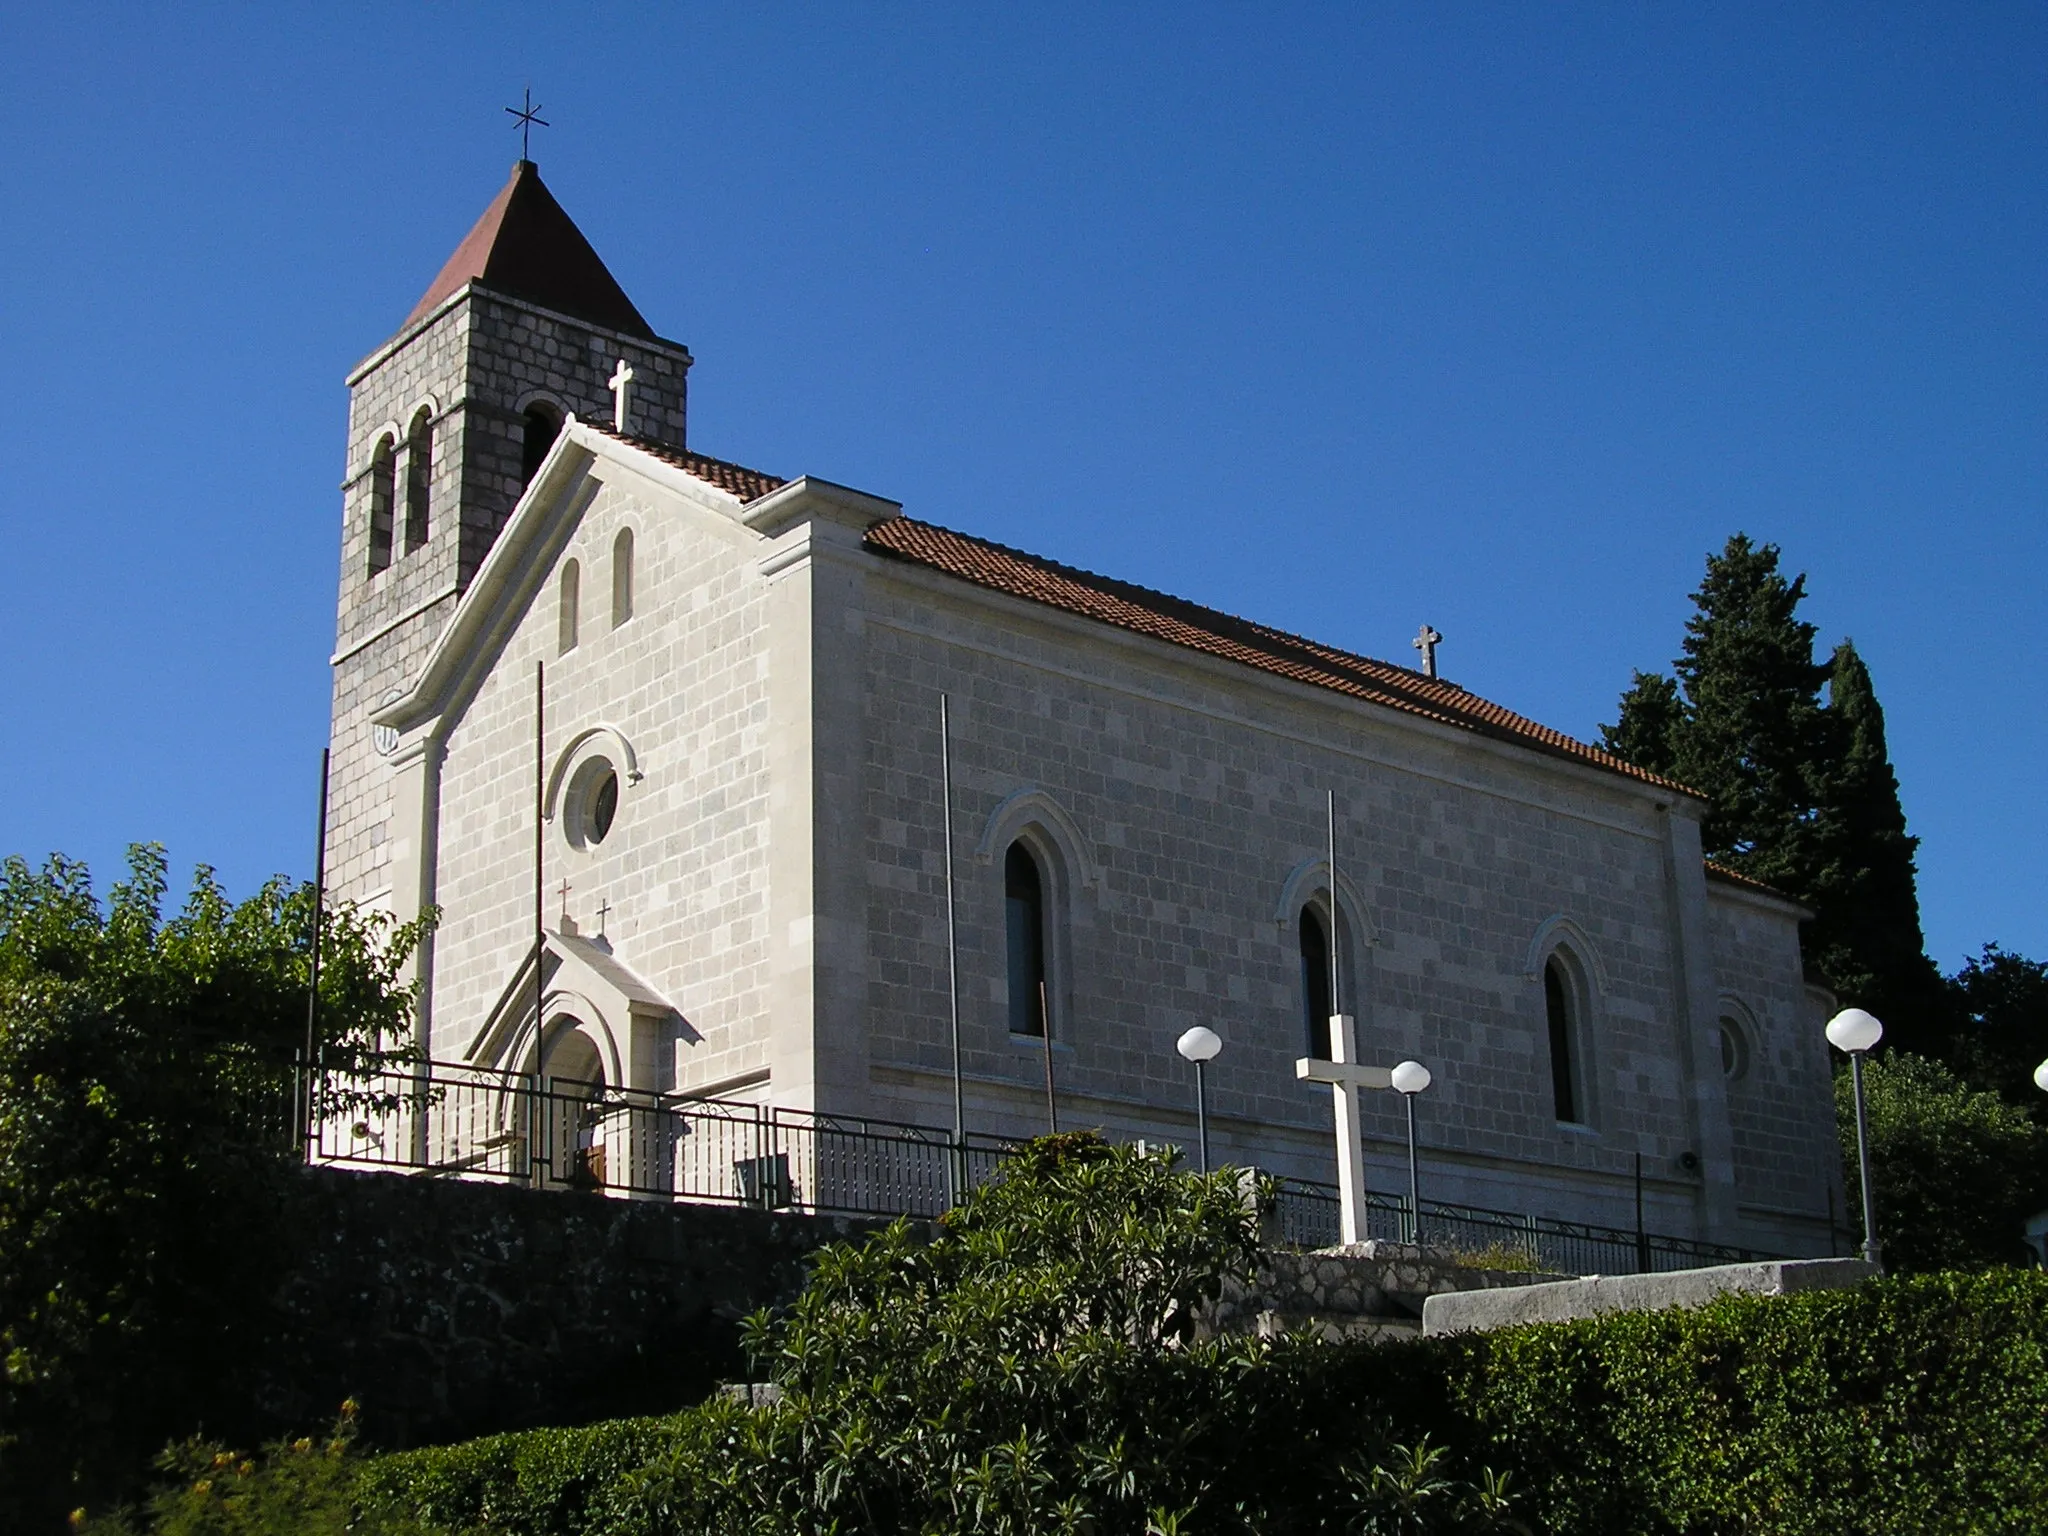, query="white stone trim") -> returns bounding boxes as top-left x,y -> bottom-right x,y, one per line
973,786 -> 1100,890
1272,857 -> 1380,947
543,723 -> 646,822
